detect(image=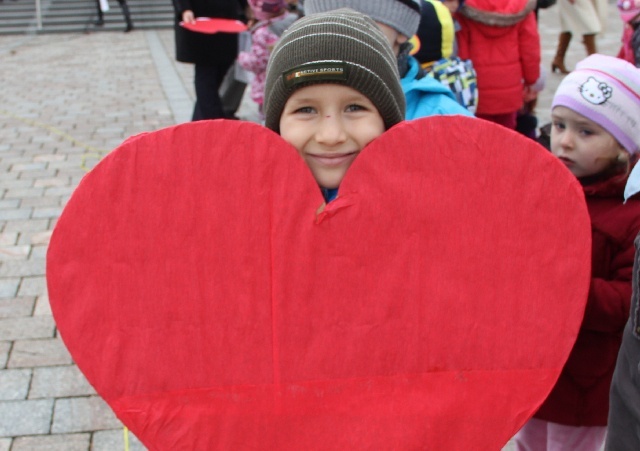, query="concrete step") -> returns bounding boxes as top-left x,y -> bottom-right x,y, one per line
0,0 -> 174,35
